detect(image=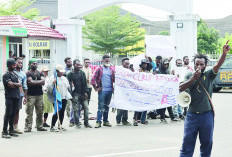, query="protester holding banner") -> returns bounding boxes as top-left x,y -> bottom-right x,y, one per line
67,60 -> 92,129
116,57 -> 131,126
24,59 -> 47,132
47,64 -> 72,132
179,41 -> 230,157
154,58 -> 180,123
92,55 -> 115,128
133,59 -> 150,126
